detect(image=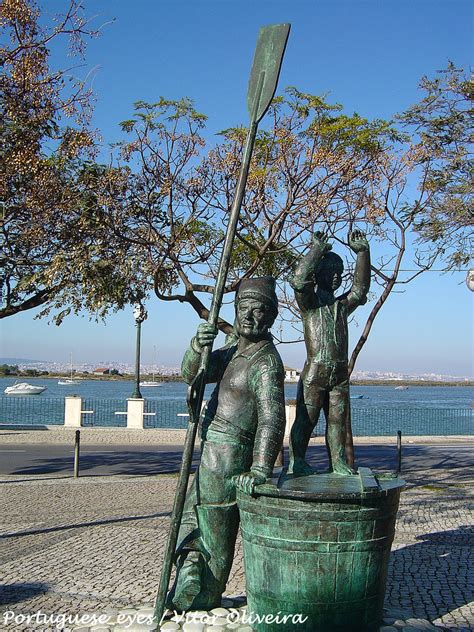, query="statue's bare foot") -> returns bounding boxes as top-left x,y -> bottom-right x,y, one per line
331,460 -> 356,476
288,457 -> 314,476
